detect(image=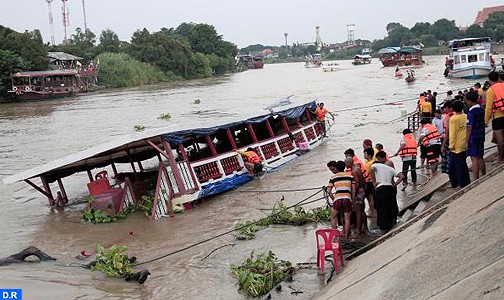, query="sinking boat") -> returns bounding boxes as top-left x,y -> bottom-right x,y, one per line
3,101 -> 324,220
